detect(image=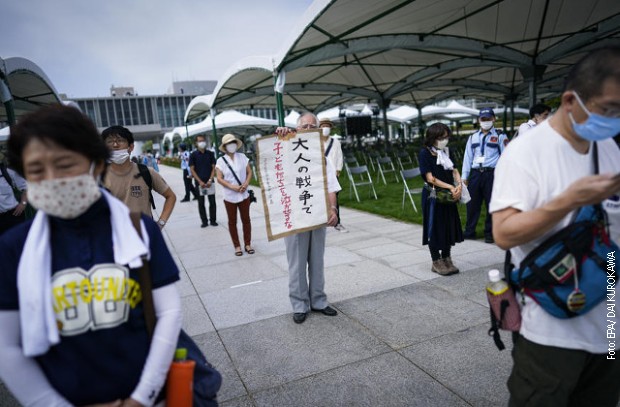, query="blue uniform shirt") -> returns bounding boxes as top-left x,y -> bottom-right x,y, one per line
0,197 -> 179,405
461,127 -> 508,180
